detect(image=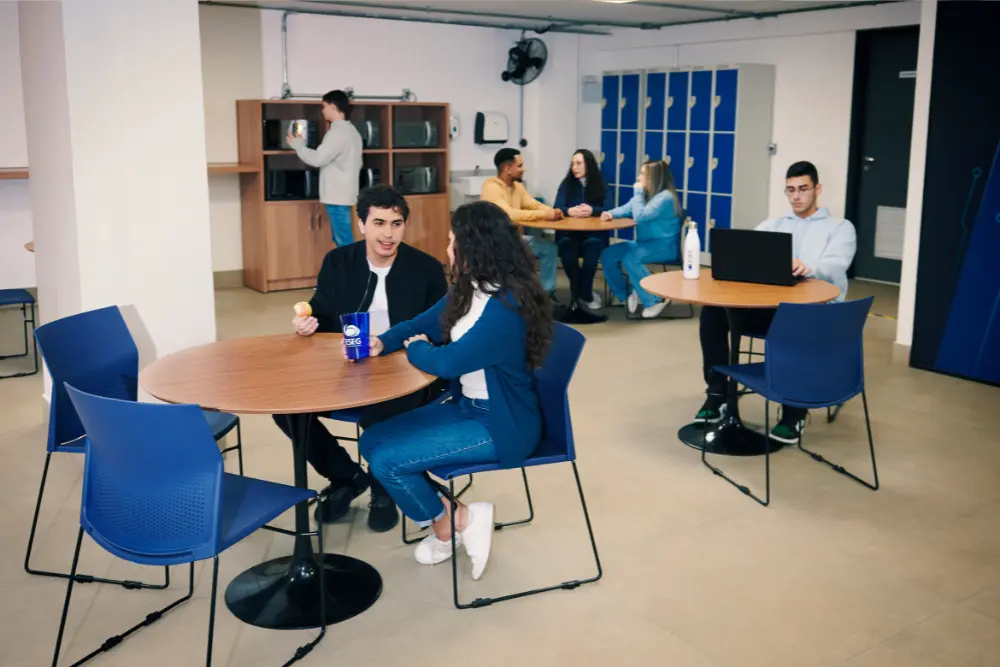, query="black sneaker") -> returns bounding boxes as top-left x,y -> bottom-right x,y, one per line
315,472 -> 370,524
367,494 -> 399,533
769,413 -> 805,444
695,396 -> 727,424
